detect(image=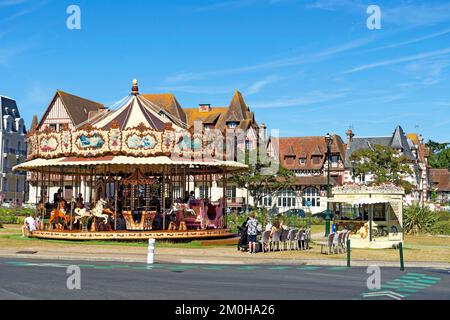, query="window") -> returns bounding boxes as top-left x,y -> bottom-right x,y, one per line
245,140 -> 252,150
260,190 -> 272,207
373,204 -> 387,221
4,139 -> 9,153
49,124 -> 57,131
331,155 -> 339,168
3,178 -> 7,192
312,156 -> 321,164
299,158 -> 306,165
277,190 -> 296,208
228,122 -> 238,129
302,187 -> 321,207
226,186 -> 237,199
